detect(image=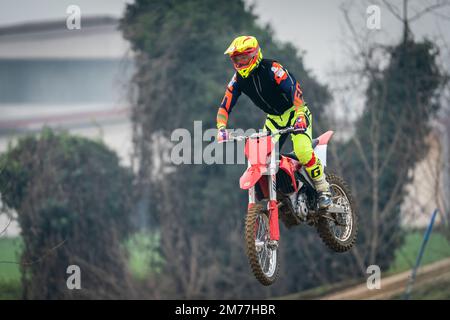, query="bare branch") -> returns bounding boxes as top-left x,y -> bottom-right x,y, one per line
431,10 -> 450,20
351,135 -> 373,174
0,216 -> 12,237
381,0 -> 405,21
340,3 -> 366,55
409,0 -> 450,22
